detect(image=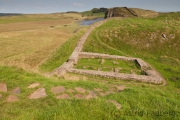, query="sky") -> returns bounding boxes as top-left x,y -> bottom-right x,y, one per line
0,0 -> 180,14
